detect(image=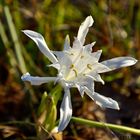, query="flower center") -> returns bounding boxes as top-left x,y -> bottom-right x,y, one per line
61,48 -> 96,82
